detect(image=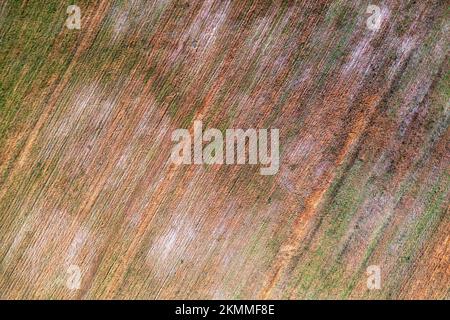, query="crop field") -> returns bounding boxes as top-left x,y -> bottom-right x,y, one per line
0,0 -> 448,299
